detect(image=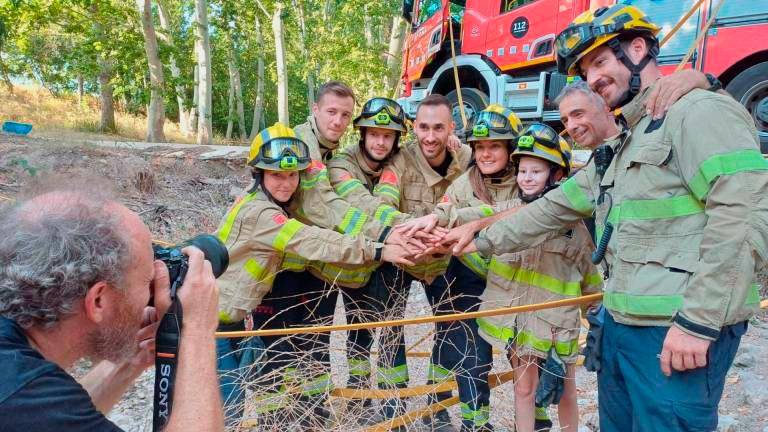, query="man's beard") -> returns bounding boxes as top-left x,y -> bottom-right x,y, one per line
87,296 -> 143,363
